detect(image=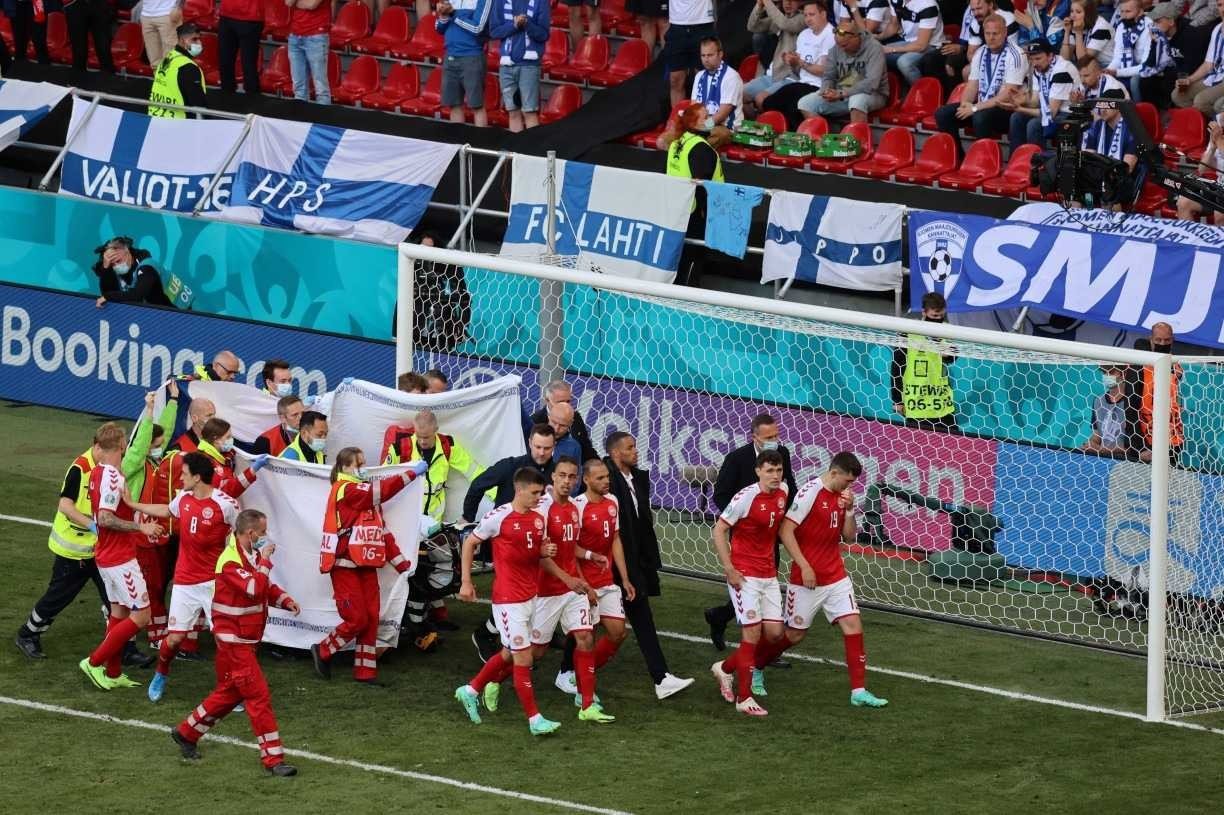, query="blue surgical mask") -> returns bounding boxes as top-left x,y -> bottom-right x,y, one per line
1103,374 -> 1119,389
760,440 -> 780,452
356,467 -> 370,481
251,535 -> 269,552
219,437 -> 234,453
309,437 -> 327,453
188,41 -> 203,57
113,262 -> 131,275
274,382 -> 293,397
148,448 -> 164,463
